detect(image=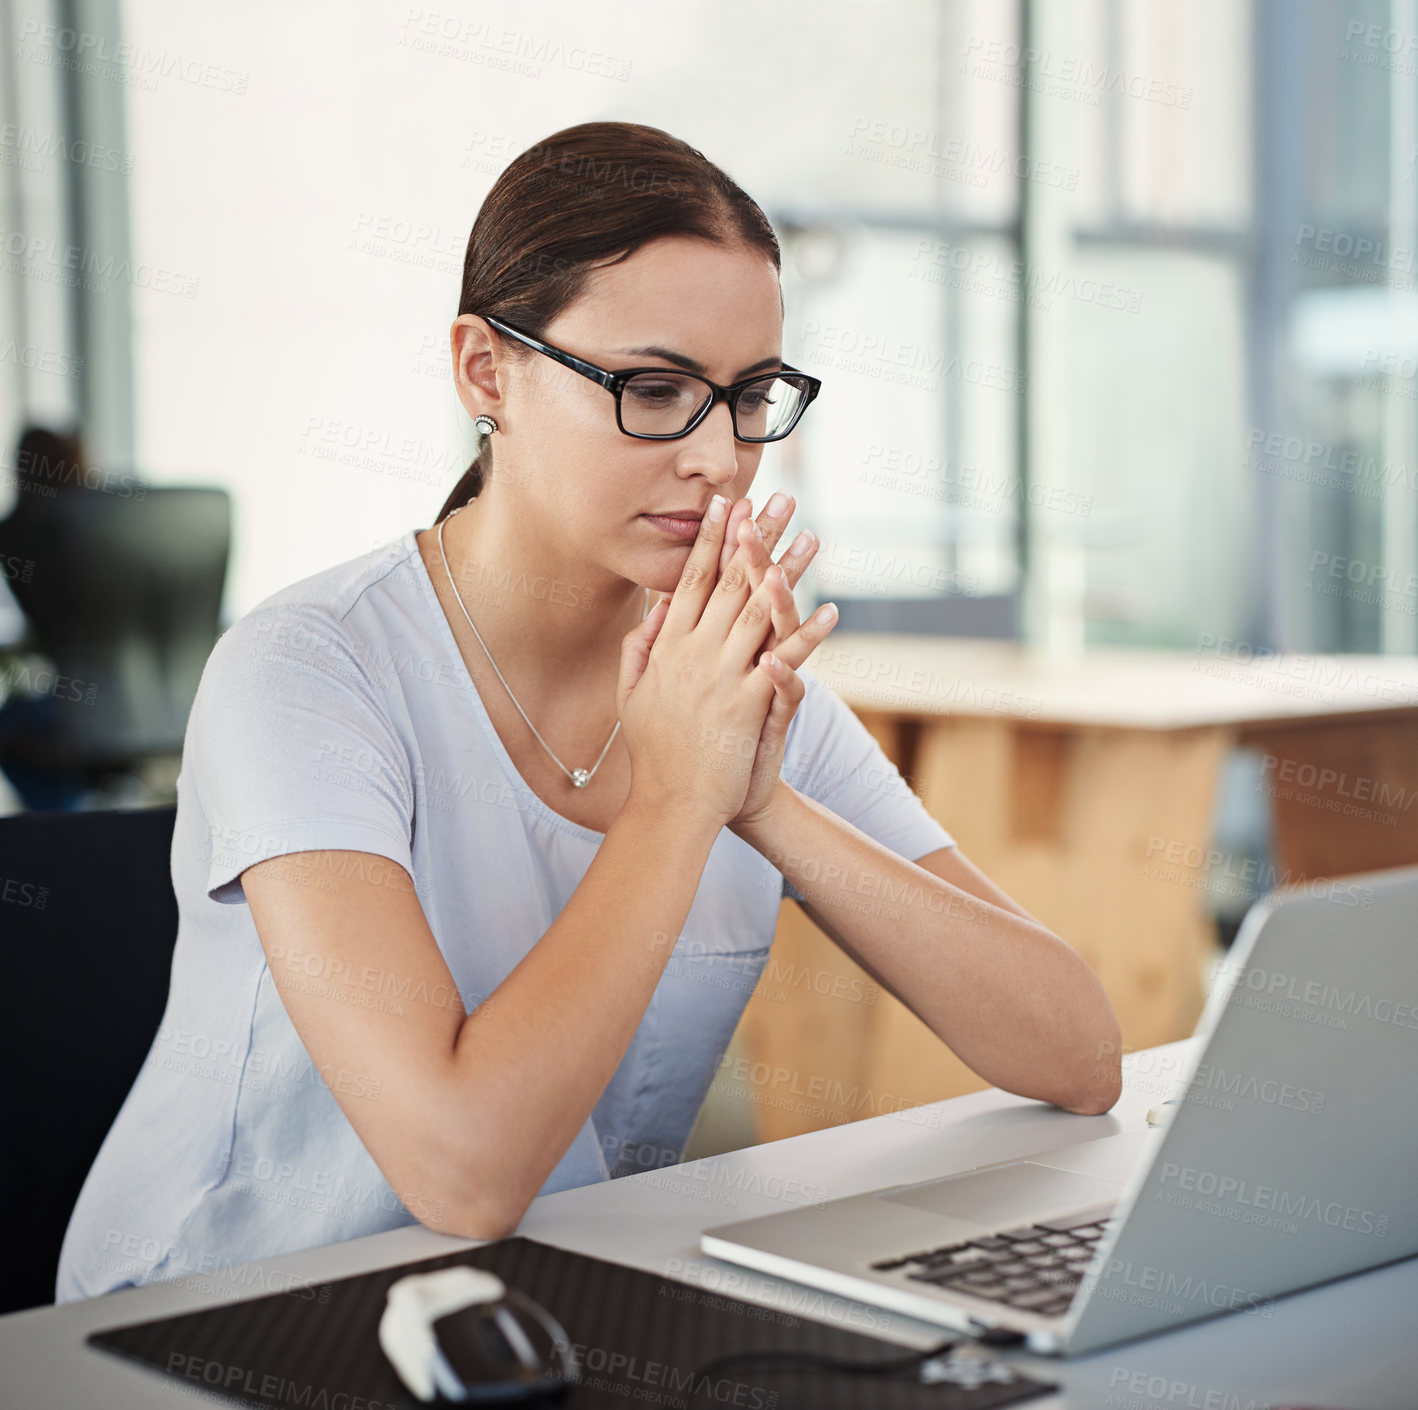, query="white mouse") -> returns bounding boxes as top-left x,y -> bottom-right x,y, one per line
379,1266 -> 576,1403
